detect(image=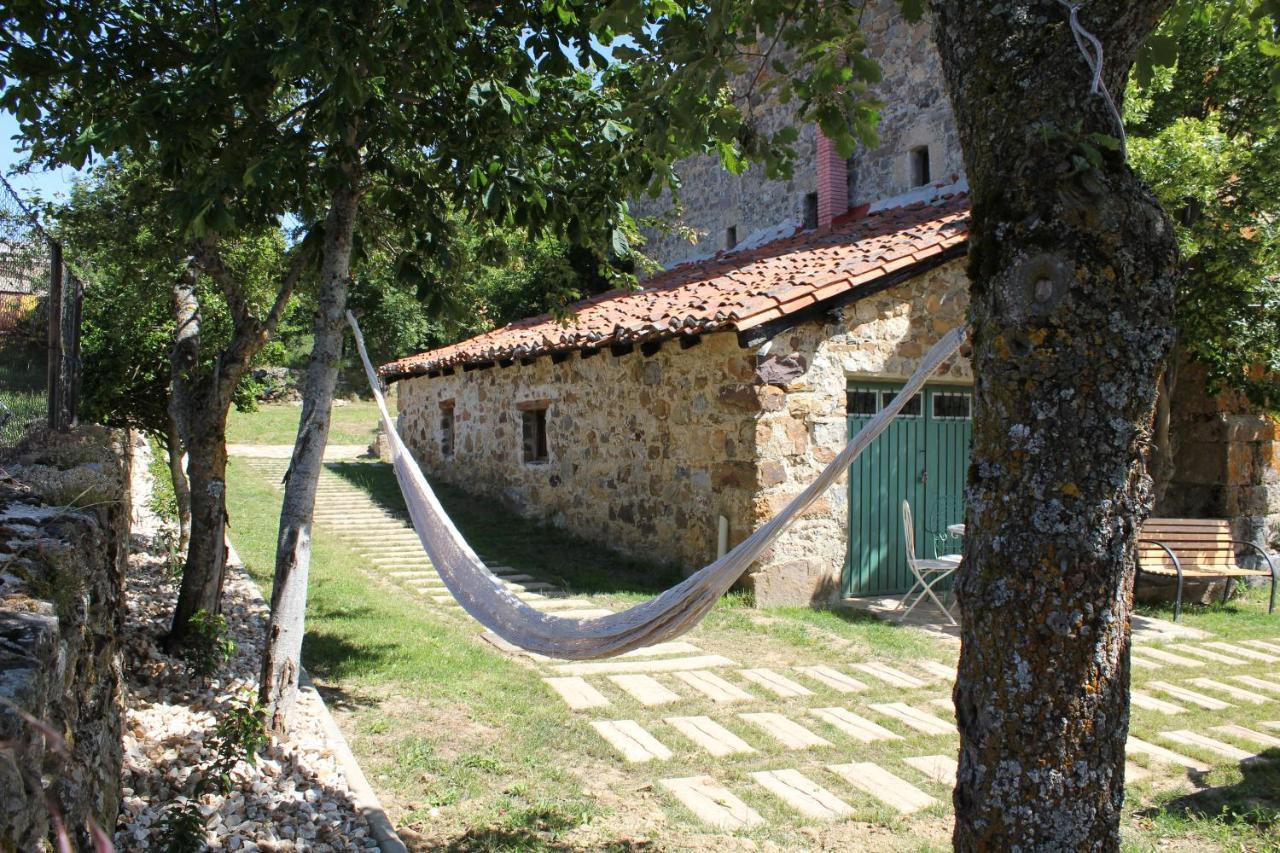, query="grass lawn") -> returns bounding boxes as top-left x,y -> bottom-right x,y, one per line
226,396 -> 390,446
0,338 -> 46,446
227,453 -> 1280,851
